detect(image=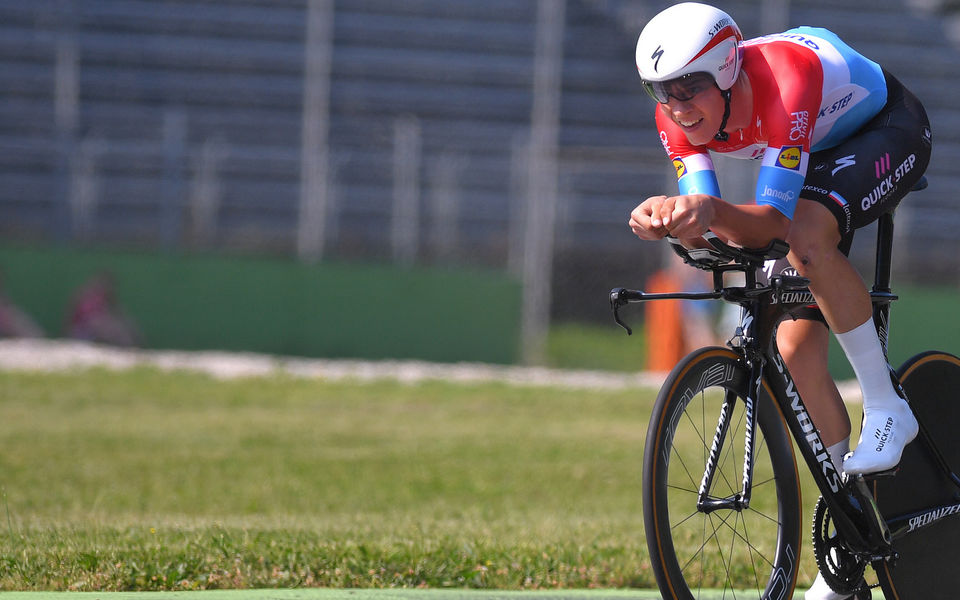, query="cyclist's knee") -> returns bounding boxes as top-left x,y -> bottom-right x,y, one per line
786,201 -> 845,277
